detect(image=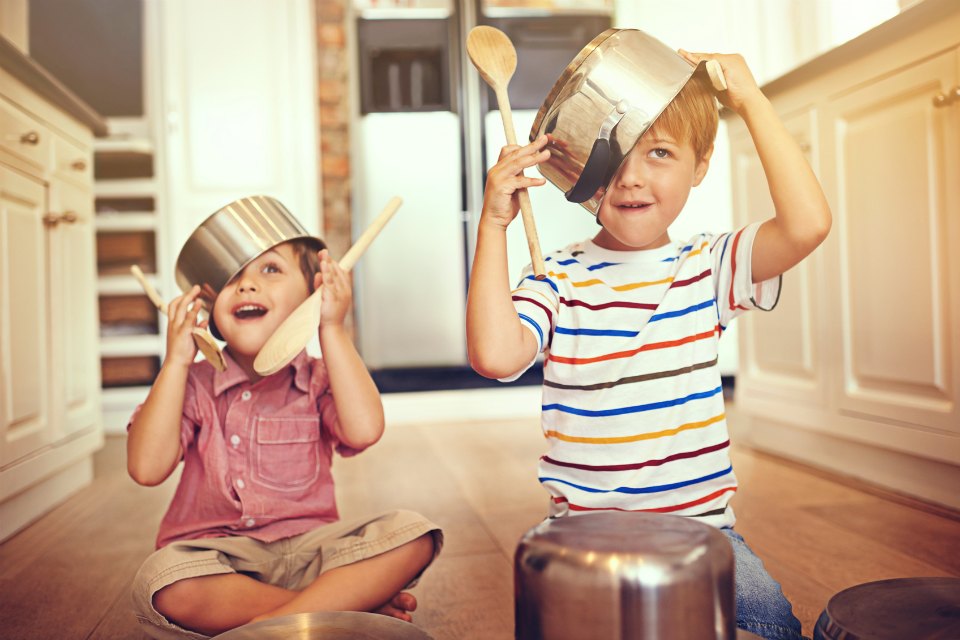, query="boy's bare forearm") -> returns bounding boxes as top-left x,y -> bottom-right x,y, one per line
739,91 -> 832,281
319,324 -> 384,449
466,222 -> 539,379
127,362 -> 188,486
